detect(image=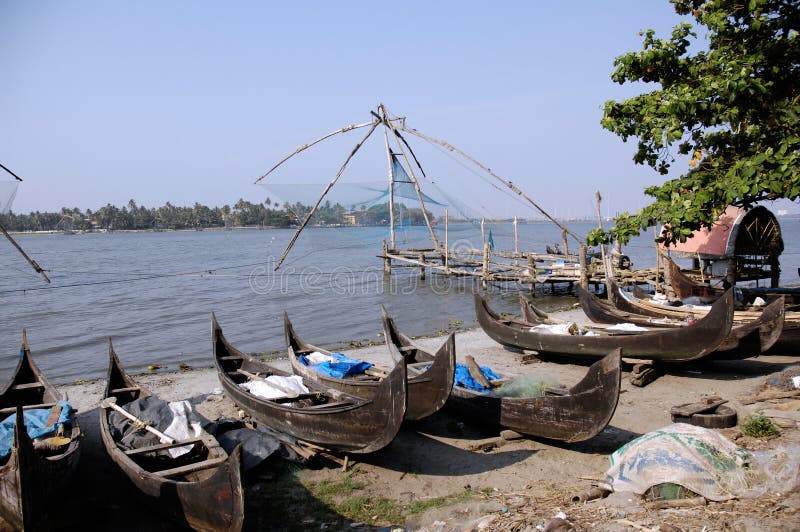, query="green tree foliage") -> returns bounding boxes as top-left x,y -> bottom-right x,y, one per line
589,0 -> 799,246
